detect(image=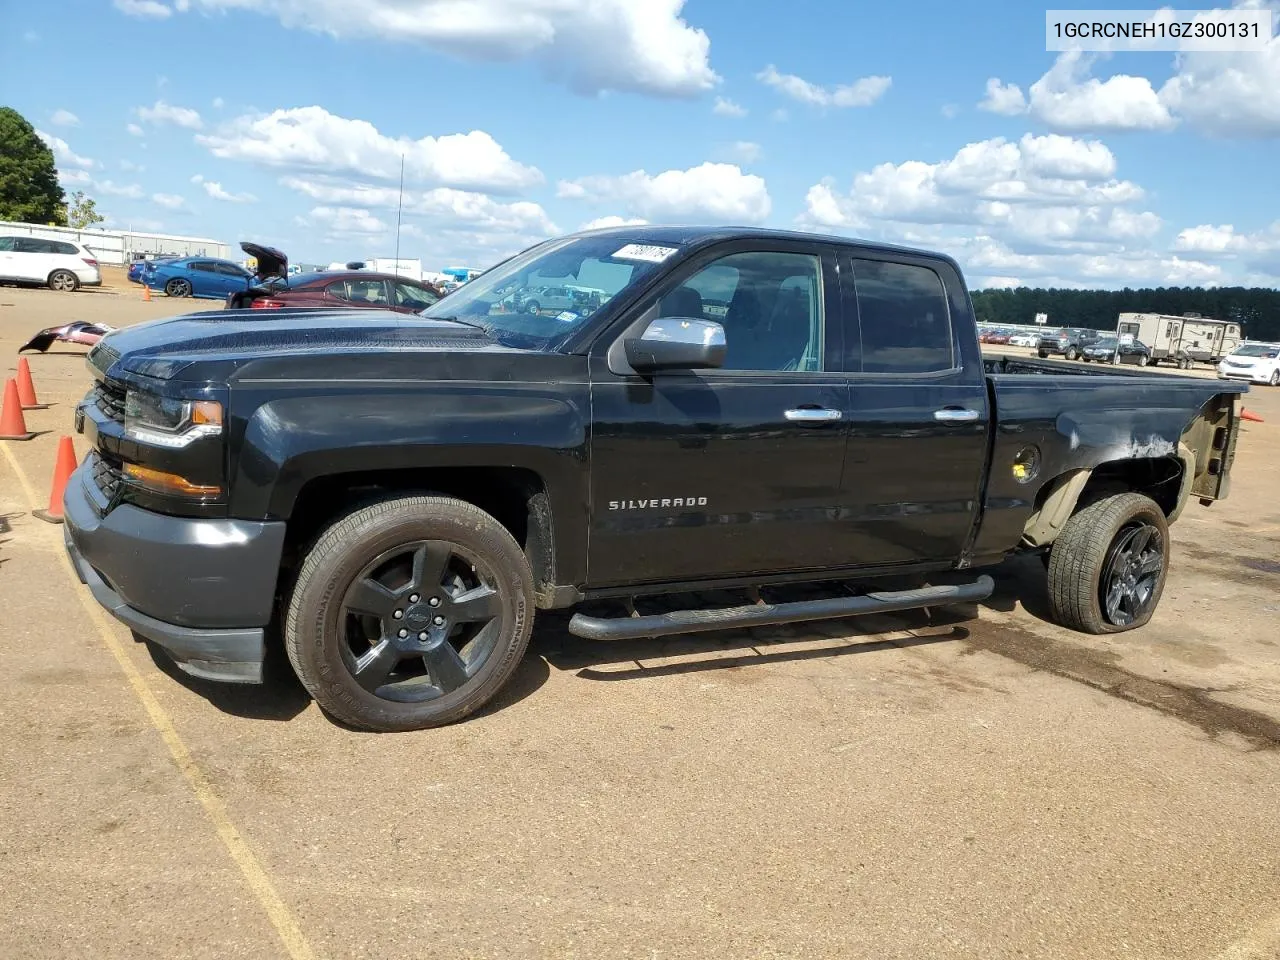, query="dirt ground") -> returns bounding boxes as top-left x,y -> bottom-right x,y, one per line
2,279 -> 1279,960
